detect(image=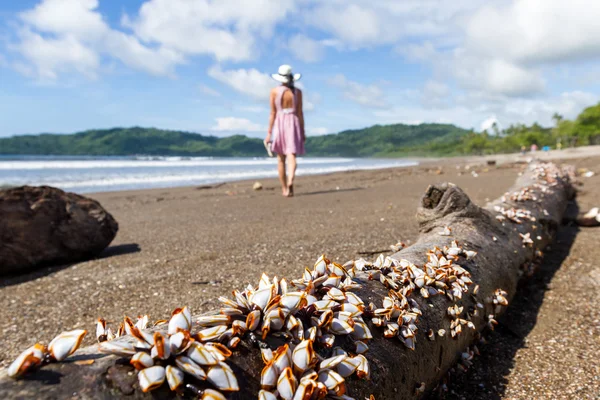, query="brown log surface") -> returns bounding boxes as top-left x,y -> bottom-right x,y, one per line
0,163 -> 575,399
